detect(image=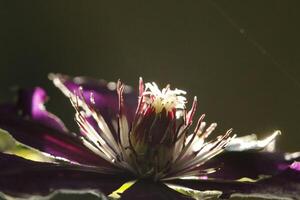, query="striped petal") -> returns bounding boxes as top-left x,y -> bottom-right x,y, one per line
166,161 -> 300,199
0,153 -> 130,198
202,151 -> 299,180
120,180 -> 193,200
